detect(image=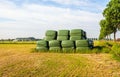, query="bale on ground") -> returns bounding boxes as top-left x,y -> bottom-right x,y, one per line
37,40 -> 48,47
61,40 -> 75,47
58,30 -> 69,36
49,47 -> 61,52
36,47 -> 48,51
45,30 -> 57,36
70,36 -> 83,41
75,40 -> 89,47
57,36 -> 69,41
70,29 -> 83,36
49,40 -> 61,47
62,47 -> 74,53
